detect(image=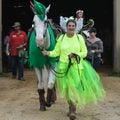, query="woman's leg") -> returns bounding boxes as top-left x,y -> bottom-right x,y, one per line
67,100 -> 76,120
